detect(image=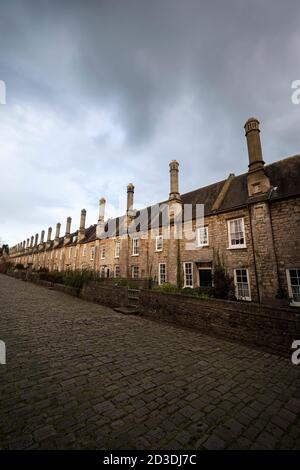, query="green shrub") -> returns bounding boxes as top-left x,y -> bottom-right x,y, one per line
181,287 -> 198,296
0,261 -> 14,274
211,265 -> 235,300
39,271 -> 65,284
194,286 -> 212,298
63,269 -> 95,289
152,283 -> 178,293
15,263 -> 25,270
